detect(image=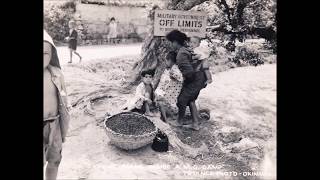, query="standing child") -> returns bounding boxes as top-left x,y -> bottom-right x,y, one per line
123,69 -> 156,116
66,20 -> 82,63
108,17 -> 118,44
44,30 -> 71,180
189,36 -> 213,85
155,51 -> 183,122
166,30 -> 206,130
